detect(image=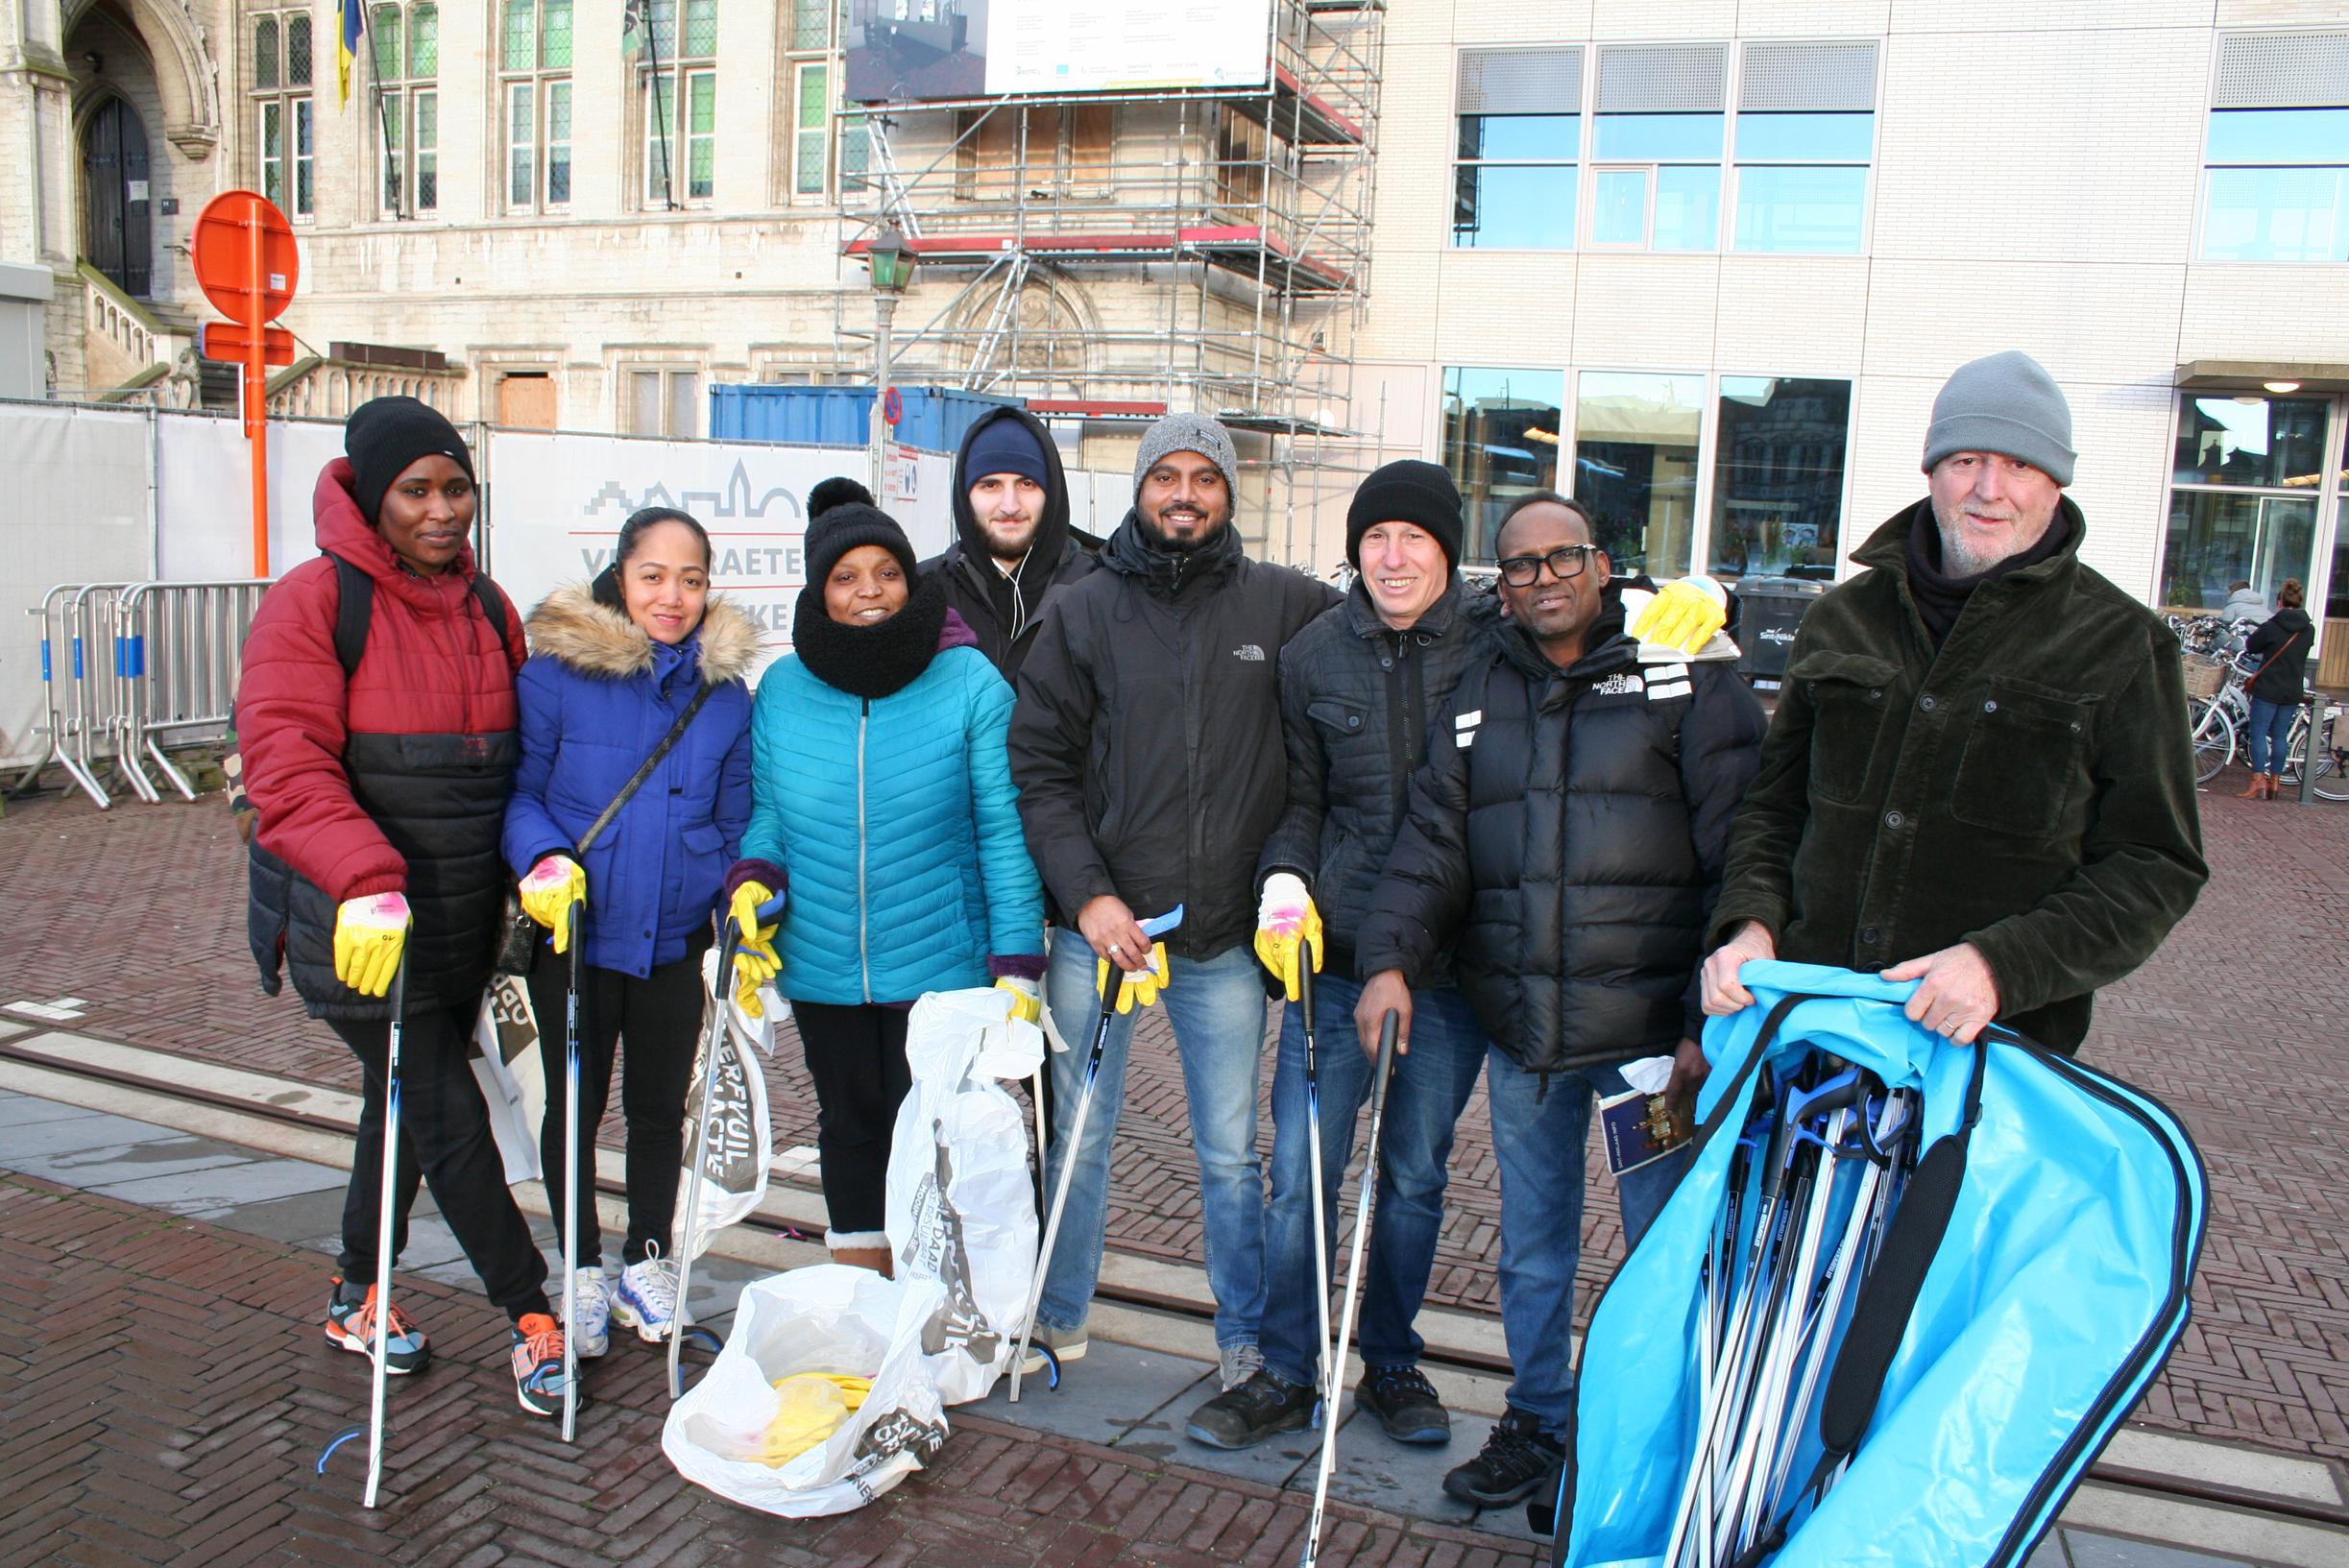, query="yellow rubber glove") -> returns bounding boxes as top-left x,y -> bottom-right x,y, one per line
1629,575 -> 1729,657
519,855 -> 587,953
1251,872 -> 1323,1003
994,975 -> 1042,1024
1095,942 -> 1170,1015
729,880 -> 782,1019
332,892 -> 411,999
